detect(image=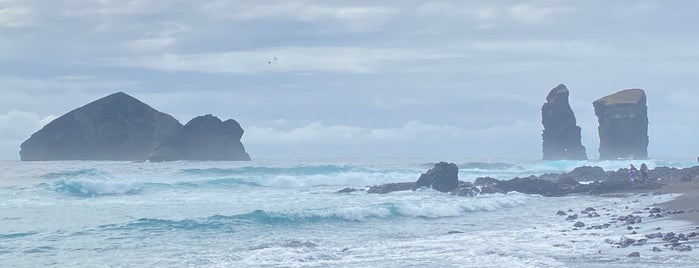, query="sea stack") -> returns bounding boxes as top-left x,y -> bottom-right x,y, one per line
148,114 -> 251,162
20,92 -> 183,161
541,84 -> 587,160
593,89 -> 648,160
